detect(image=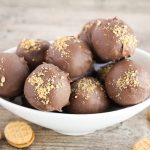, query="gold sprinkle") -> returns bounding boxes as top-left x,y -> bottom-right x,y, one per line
74,95 -> 78,99
0,76 -> 5,87
61,76 -> 64,79
73,78 -> 102,100
116,70 -> 140,90
96,20 -> 101,28
82,22 -> 94,33
116,93 -> 120,97
1,58 -> 4,63
101,21 -> 137,48
0,83 -> 3,87
20,39 -> 41,51
82,101 -> 85,104
0,58 -> 5,72
52,36 -> 80,58
0,58 -> 5,87
112,25 -> 137,48
52,37 -> 70,58
28,67 -> 62,105
1,76 -> 5,83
